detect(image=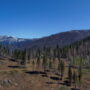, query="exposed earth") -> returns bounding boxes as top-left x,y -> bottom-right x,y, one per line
0,58 -> 90,90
